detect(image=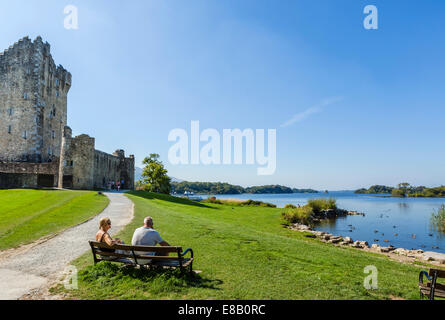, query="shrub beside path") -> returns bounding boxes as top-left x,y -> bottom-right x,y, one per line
0,192 -> 134,300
